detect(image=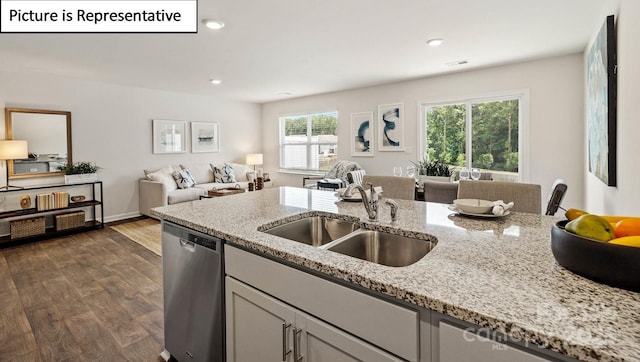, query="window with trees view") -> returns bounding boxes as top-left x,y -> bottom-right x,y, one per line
420,93 -> 526,181
279,111 -> 338,172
